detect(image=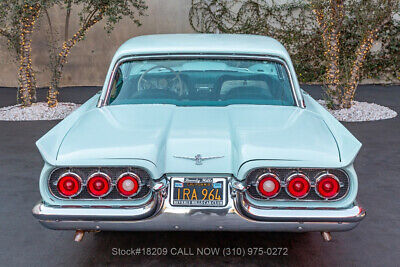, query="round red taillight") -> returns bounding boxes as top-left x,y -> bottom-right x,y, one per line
57,173 -> 82,197
257,173 -> 281,198
87,173 -> 111,197
117,173 -> 140,197
316,174 -> 340,199
286,174 -> 310,198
